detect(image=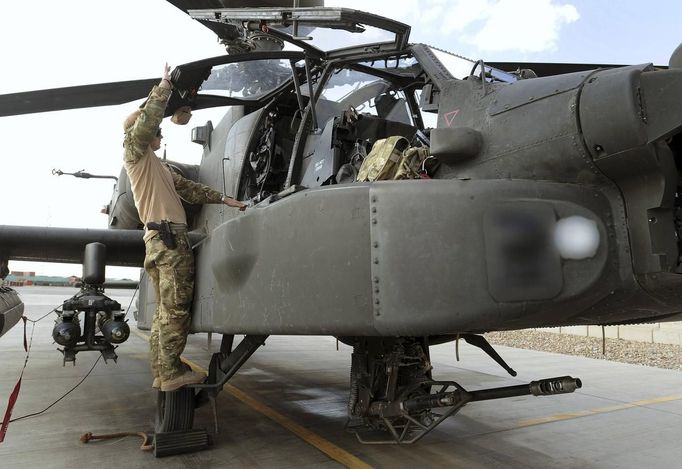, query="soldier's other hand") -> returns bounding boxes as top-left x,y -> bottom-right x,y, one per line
163,63 -> 171,81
